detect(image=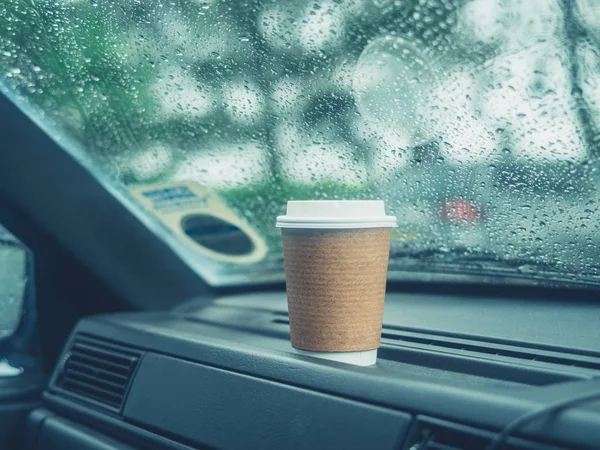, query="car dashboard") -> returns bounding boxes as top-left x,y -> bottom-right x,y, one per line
26,292 -> 600,450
